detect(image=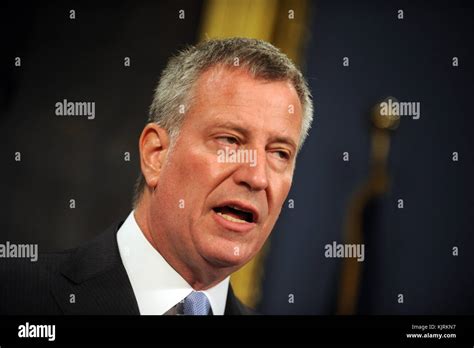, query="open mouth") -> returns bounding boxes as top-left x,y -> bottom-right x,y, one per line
213,205 -> 256,224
